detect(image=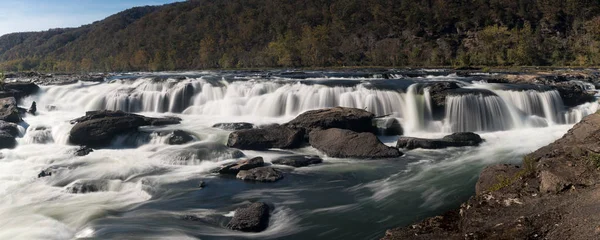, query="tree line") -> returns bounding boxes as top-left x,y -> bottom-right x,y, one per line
1,0 -> 600,72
